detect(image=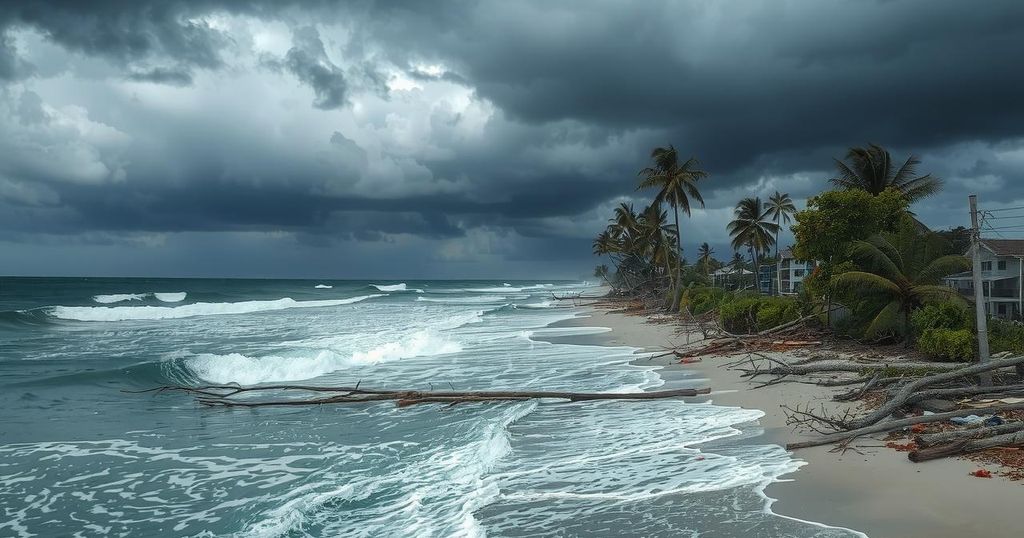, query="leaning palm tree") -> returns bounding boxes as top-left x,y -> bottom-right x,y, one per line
765,191 -> 796,295
697,242 -> 715,274
830,143 -> 942,203
727,197 -> 779,294
832,235 -> 969,345
638,145 -> 708,308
